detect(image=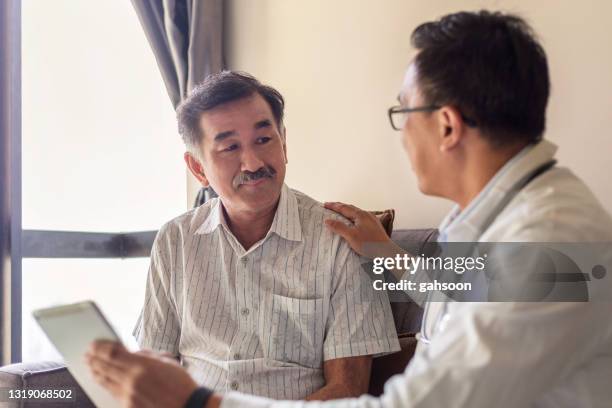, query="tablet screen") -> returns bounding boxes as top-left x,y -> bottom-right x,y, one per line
33,301 -> 122,408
